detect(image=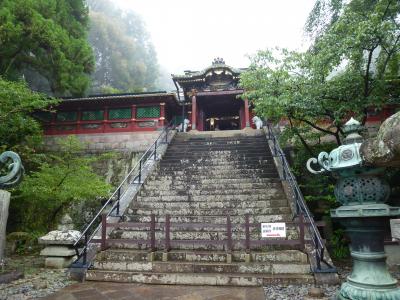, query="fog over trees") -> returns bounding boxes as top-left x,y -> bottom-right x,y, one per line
87,0 -> 161,93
